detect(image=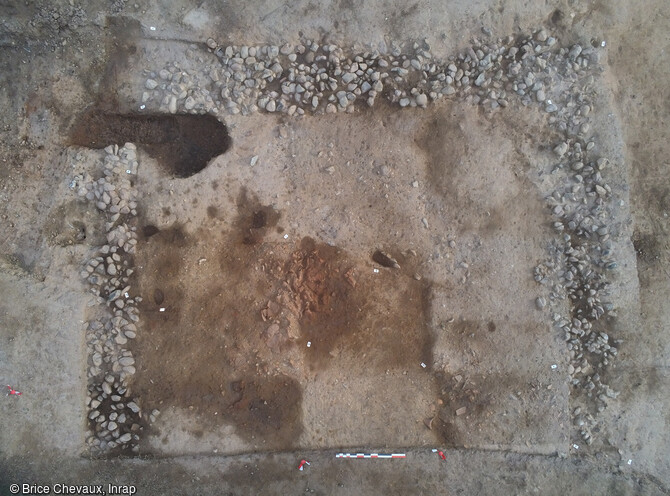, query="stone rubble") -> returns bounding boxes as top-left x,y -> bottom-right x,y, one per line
73,143 -> 158,455
517,34 -> 621,448
140,33 -> 581,116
